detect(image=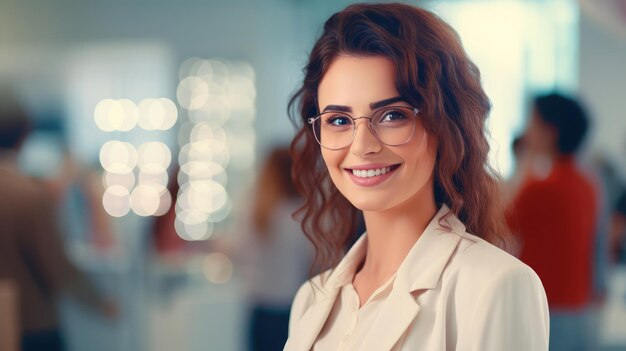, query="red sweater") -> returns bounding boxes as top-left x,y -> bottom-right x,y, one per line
507,157 -> 598,309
